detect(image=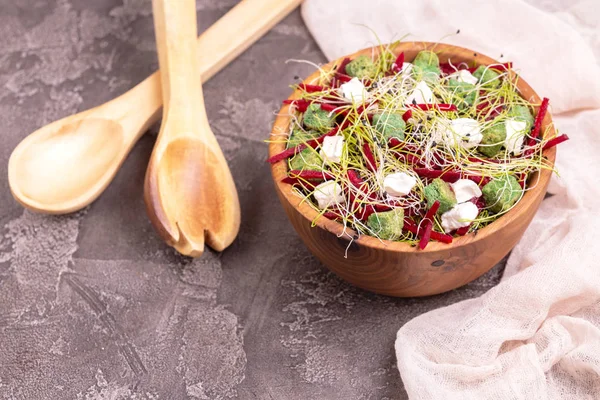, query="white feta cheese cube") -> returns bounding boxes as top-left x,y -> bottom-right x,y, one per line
400,62 -> 413,75
441,202 -> 479,233
405,81 -> 436,105
383,172 -> 417,197
505,118 -> 528,155
340,77 -> 367,103
437,118 -> 482,149
314,181 -> 345,209
447,69 -> 478,85
320,135 -> 344,164
450,179 -> 482,203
